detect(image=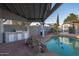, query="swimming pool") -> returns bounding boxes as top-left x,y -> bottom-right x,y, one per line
45,36 -> 79,56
